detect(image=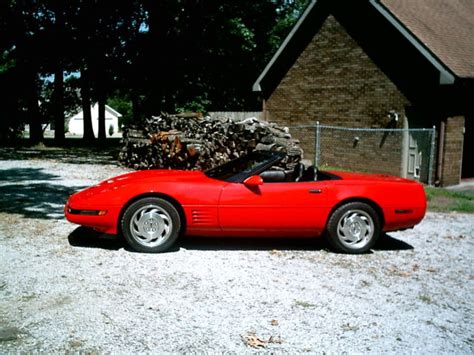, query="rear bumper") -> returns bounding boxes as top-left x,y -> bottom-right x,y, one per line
383,206 -> 426,232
